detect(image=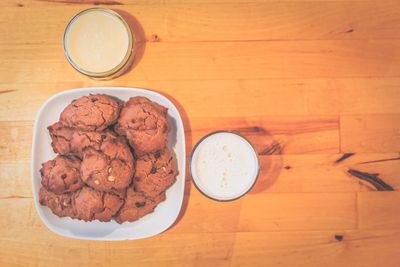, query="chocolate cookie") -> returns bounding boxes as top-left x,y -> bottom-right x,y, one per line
134,148 -> 178,198
48,121 -> 75,155
40,155 -> 84,195
115,96 -> 169,156
40,186 -> 124,222
39,187 -> 76,218
40,94 -> 179,224
115,187 -> 166,224
94,193 -> 124,222
60,94 -> 120,132
80,135 -> 134,192
109,187 -> 127,199
73,187 -> 103,221
49,122 -> 118,159
70,130 -> 117,158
